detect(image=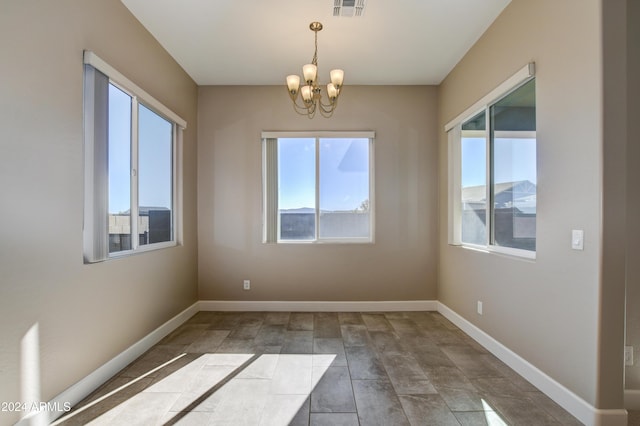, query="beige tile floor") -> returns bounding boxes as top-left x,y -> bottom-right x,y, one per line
55,311 -> 587,425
